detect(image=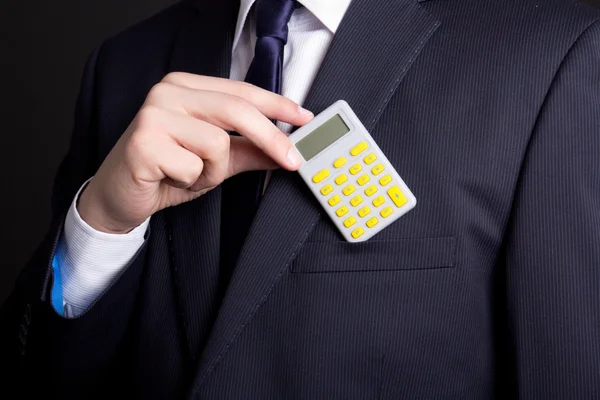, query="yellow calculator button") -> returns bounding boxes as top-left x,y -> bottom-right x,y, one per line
363,153 -> 377,165
357,174 -> 370,186
372,196 -> 385,207
335,174 -> 348,185
380,206 -> 393,218
366,217 -> 379,228
320,184 -> 333,196
379,174 -> 393,186
358,206 -> 371,218
351,227 -> 365,239
343,216 -> 357,228
333,157 -> 347,169
312,169 -> 330,183
387,186 -> 408,207
371,164 -> 385,175
328,195 -> 341,207
350,141 -> 368,156
336,205 -> 349,217
349,164 -> 362,175
350,195 -> 363,207
364,185 -> 378,197
342,184 -> 356,196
